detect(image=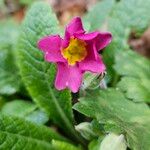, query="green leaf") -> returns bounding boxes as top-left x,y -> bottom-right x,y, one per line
75,122 -> 97,140
1,100 -> 49,124
0,21 -> 22,95
0,96 -> 6,109
114,50 -> 150,102
52,140 -> 82,150
0,132 -> 54,150
26,109 -> 49,125
103,0 -> 150,82
73,89 -> 150,150
17,2 -> 83,142
88,137 -> 103,150
0,113 -> 67,149
84,0 -> 115,31
1,100 -> 37,116
19,0 -> 35,6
